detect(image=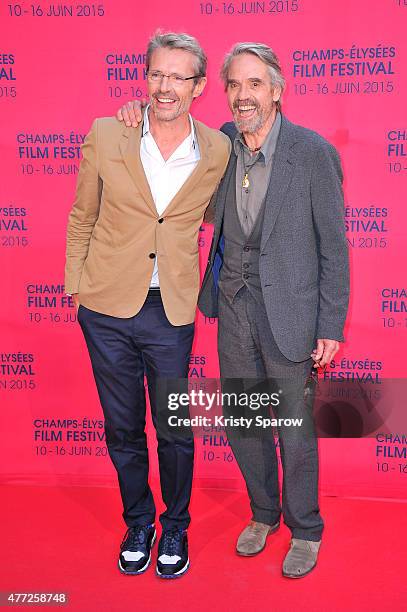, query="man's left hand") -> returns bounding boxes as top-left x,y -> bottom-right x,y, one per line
311,339 -> 340,368
116,99 -> 146,127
